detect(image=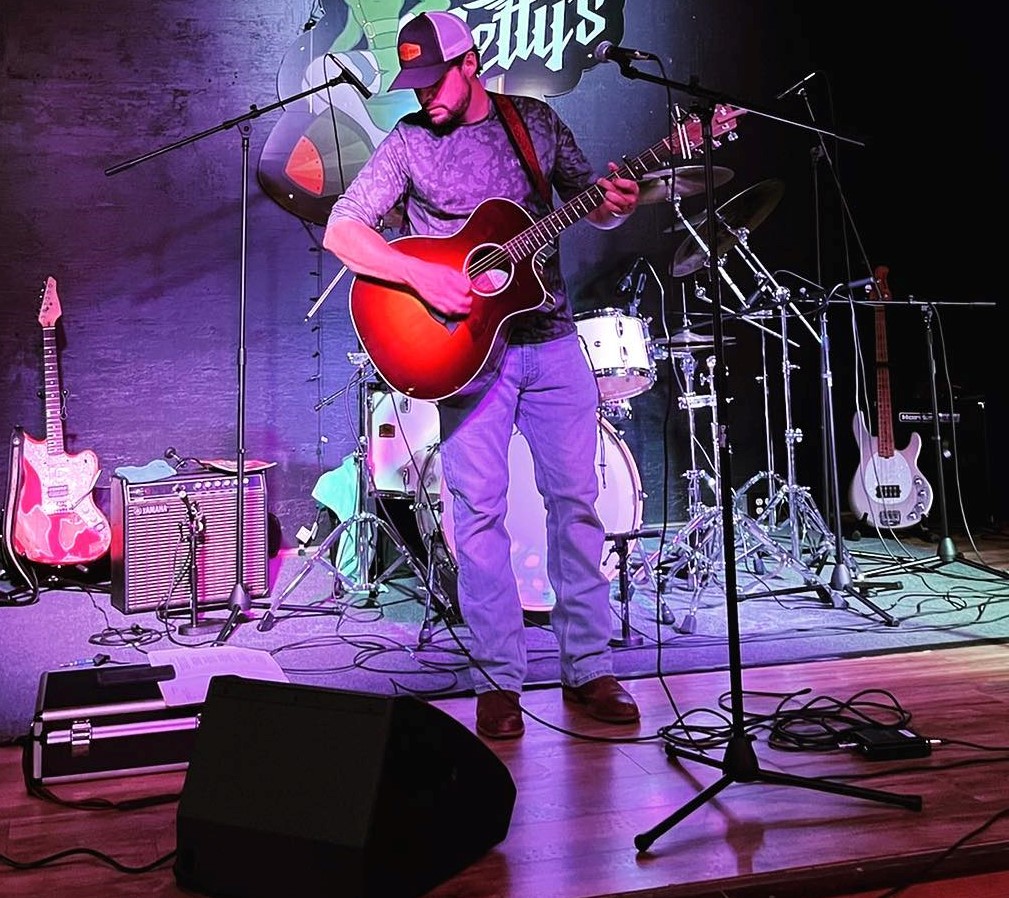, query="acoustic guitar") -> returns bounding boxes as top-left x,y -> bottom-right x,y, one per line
10,277 -> 111,565
349,105 -> 746,400
849,266 -> 934,529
